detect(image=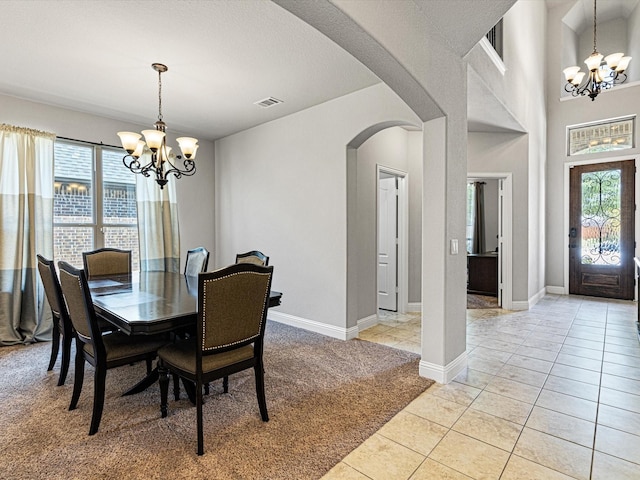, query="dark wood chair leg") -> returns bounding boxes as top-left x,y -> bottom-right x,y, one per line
89,366 -> 107,435
223,376 -> 229,393
47,318 -> 60,371
159,363 -> 170,418
196,380 -> 204,456
69,348 -> 85,411
254,362 -> 268,422
172,373 -> 180,401
204,383 -> 210,395
146,358 -> 152,374
58,331 -> 73,386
